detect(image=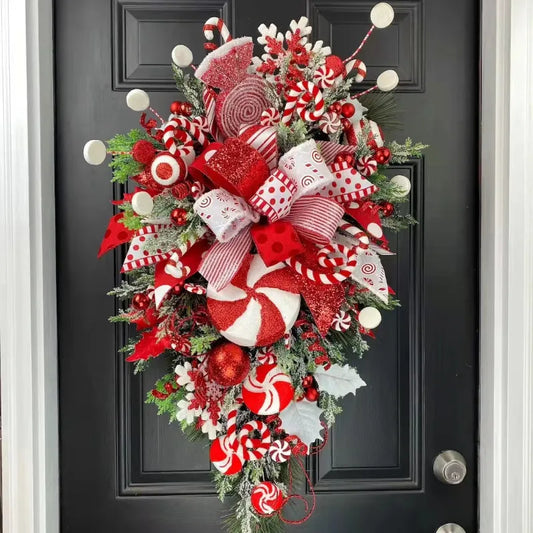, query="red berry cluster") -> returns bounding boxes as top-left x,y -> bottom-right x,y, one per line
328,101 -> 356,132
170,207 -> 188,226
302,375 -> 319,402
